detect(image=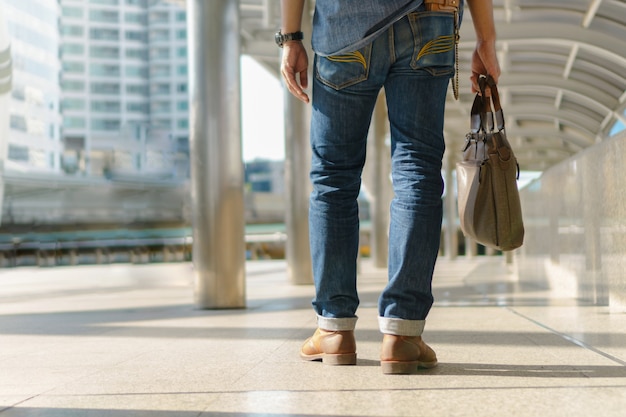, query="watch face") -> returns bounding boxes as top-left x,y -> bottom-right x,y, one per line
274,32 -> 283,47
